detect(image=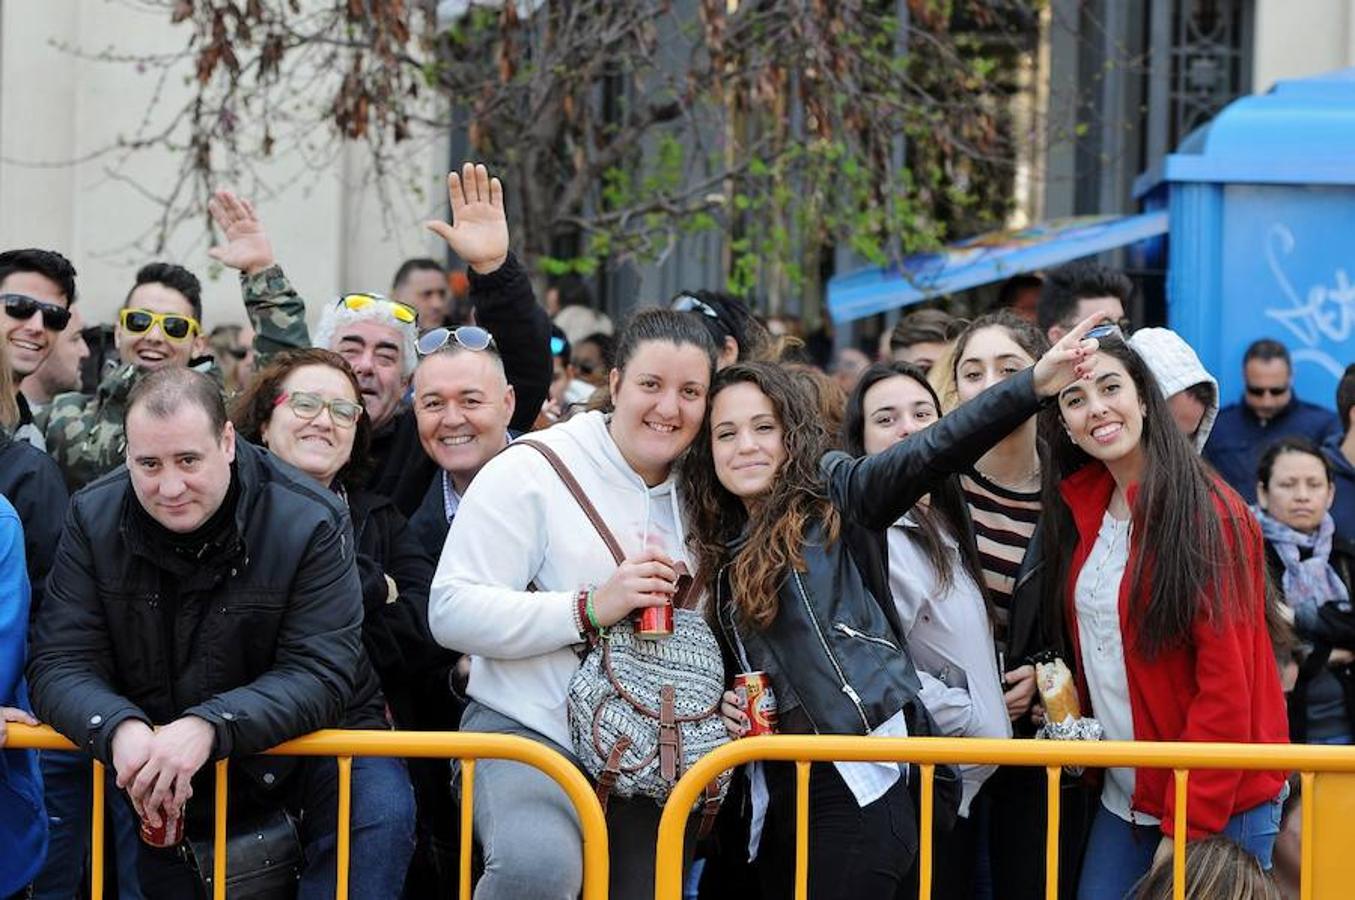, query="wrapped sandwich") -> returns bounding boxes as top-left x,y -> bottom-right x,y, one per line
1033,657 -> 1103,744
